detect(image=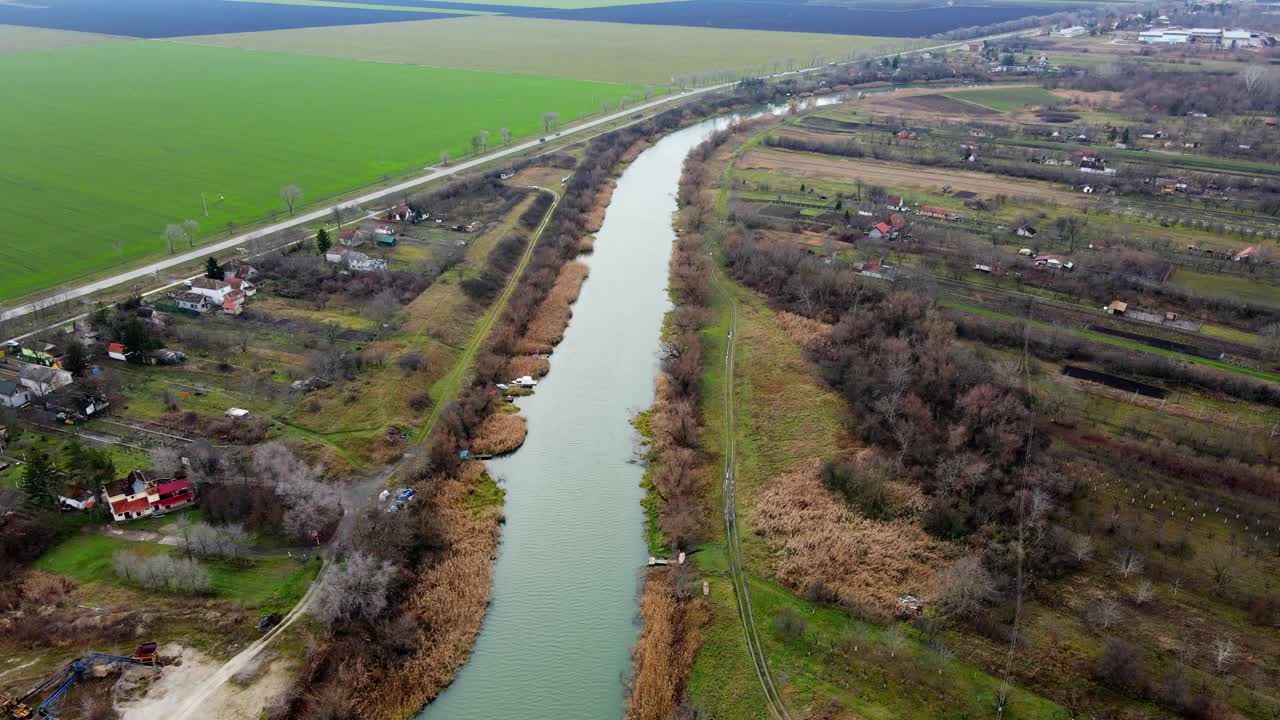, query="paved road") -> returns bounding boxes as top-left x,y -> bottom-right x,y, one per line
0,28 -> 1034,334
0,90 -> 714,327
